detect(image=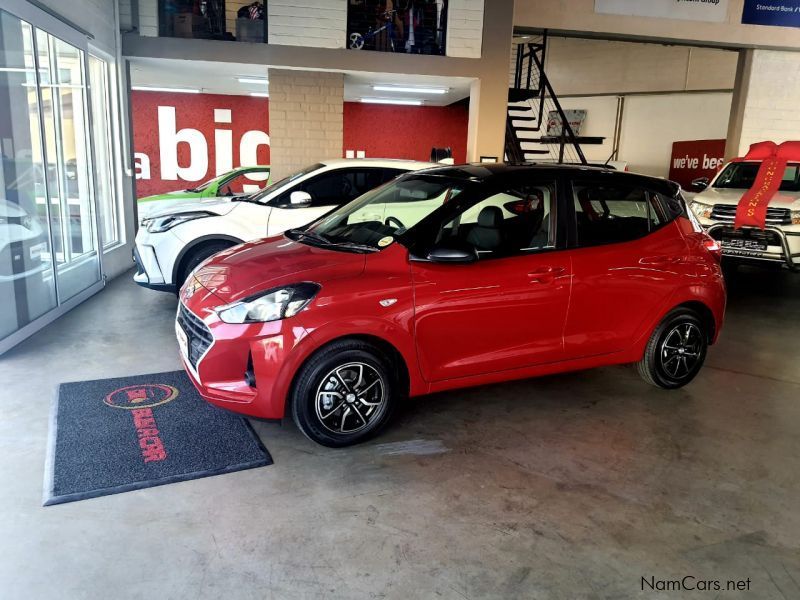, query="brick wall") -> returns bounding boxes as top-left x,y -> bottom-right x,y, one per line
138,0 -> 158,37
267,0 -> 347,48
268,69 -> 344,179
446,0 -> 484,58
737,50 -> 800,154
